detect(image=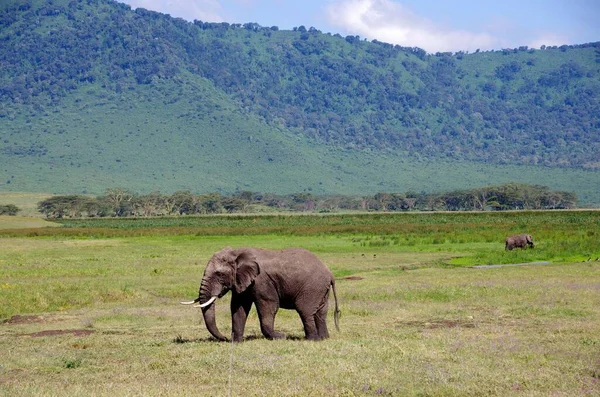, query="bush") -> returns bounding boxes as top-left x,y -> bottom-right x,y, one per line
0,204 -> 20,216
